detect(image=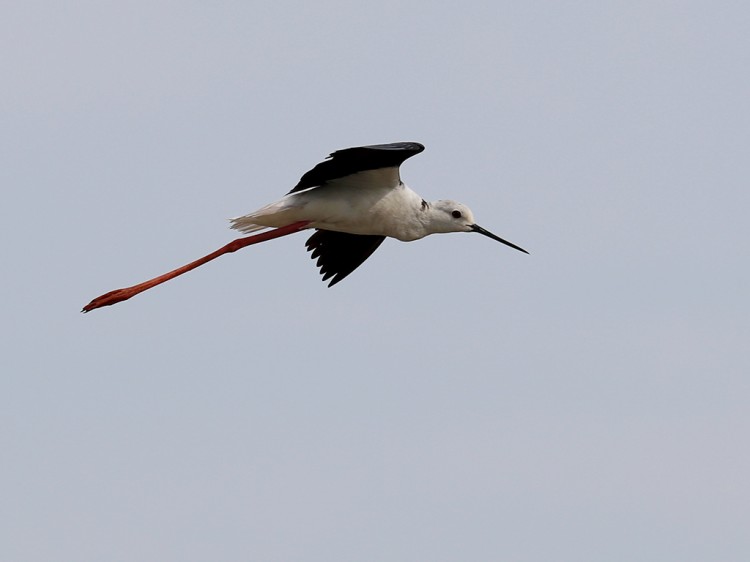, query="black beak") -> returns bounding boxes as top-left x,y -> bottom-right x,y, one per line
471,224 -> 529,254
